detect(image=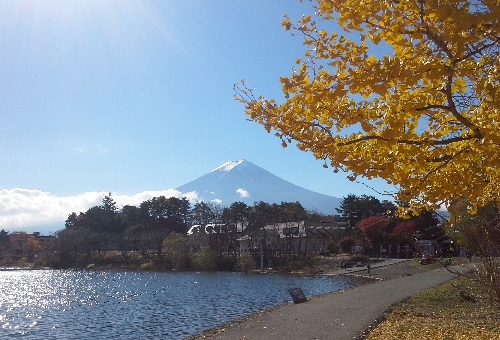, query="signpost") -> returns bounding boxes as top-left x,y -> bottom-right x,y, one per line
288,288 -> 307,304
